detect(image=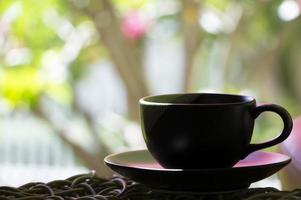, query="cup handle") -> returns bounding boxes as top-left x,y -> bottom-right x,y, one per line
242,104 -> 293,158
